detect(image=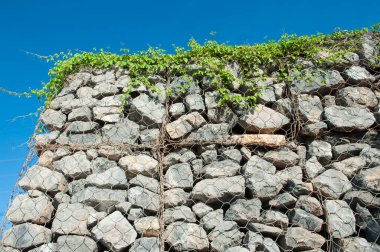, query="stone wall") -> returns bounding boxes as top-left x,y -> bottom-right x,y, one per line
0,34 -> 380,252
